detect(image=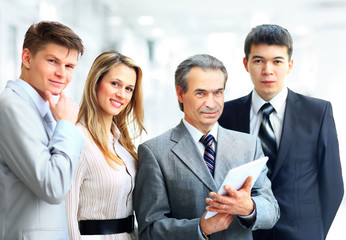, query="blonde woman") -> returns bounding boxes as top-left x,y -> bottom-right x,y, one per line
66,50 -> 145,240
